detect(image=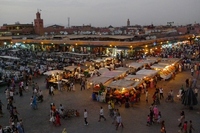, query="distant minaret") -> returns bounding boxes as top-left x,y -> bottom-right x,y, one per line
68,17 -> 70,27
127,19 -> 130,27
34,10 -> 44,35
